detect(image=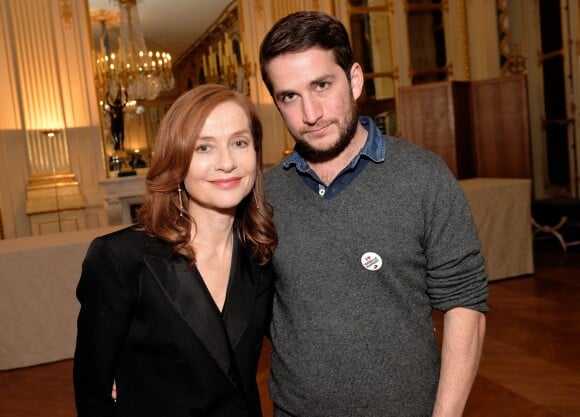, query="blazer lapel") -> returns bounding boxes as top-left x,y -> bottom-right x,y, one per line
222,235 -> 260,350
143,252 -> 235,385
